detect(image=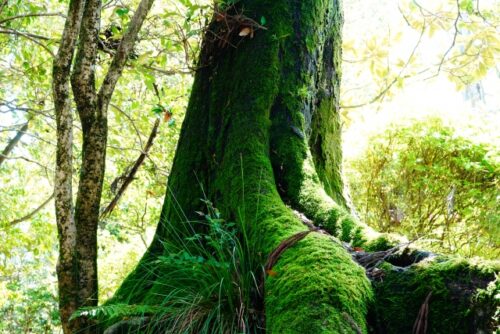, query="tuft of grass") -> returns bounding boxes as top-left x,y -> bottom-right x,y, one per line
73,199 -> 266,333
